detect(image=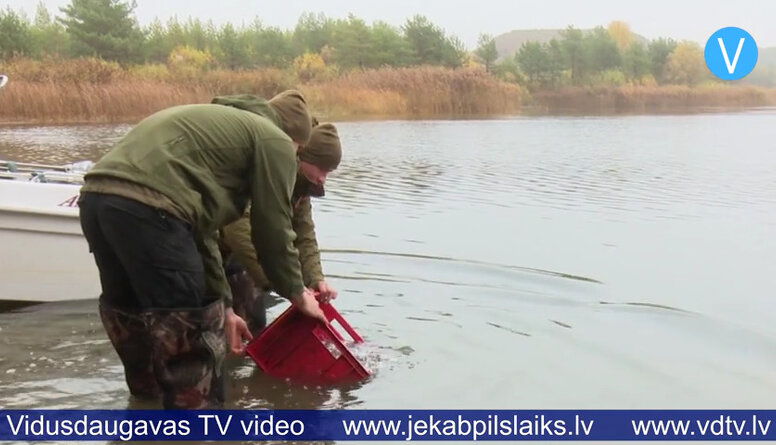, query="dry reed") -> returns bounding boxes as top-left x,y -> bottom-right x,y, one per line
2,57 -> 773,124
